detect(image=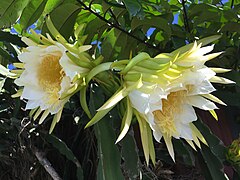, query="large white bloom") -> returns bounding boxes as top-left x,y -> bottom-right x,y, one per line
128,41 -> 234,161
14,38 -> 90,131
129,67 -> 219,161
